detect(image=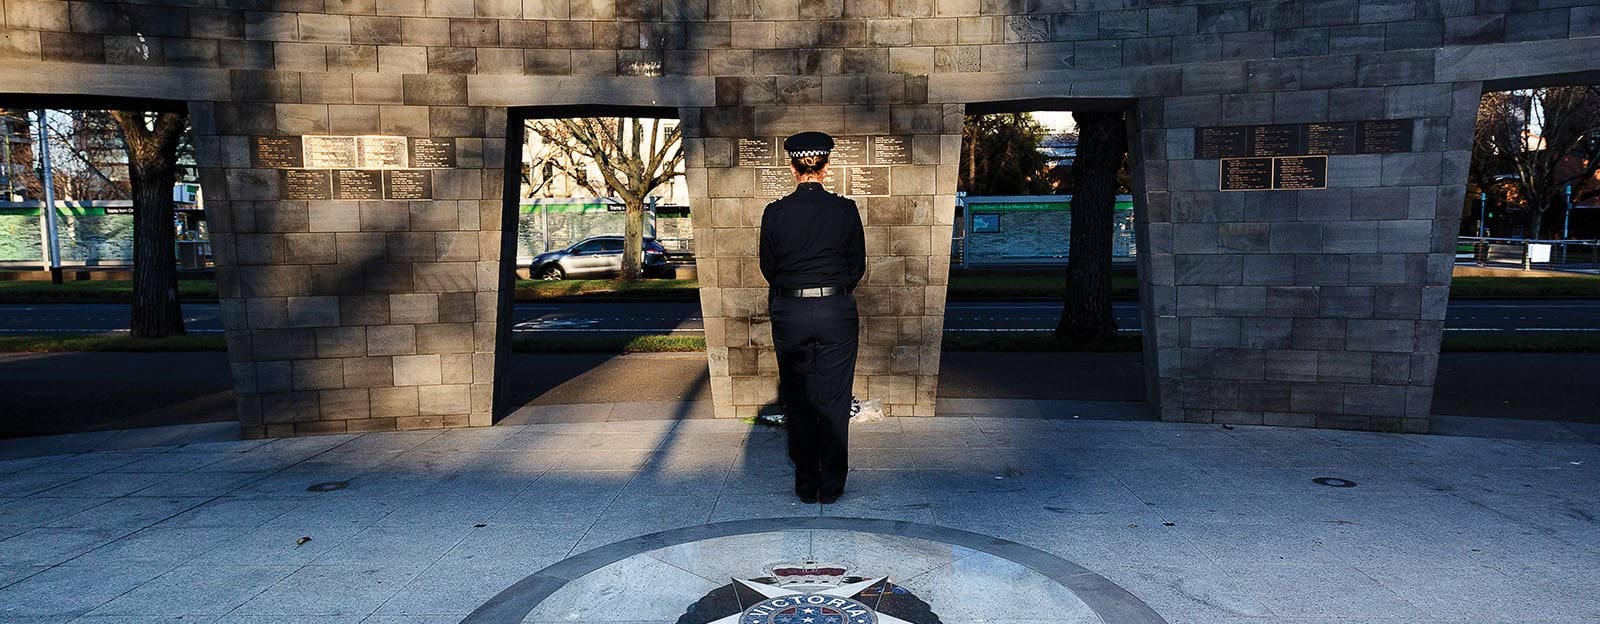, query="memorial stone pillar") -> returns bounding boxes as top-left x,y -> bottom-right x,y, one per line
684,80 -> 962,419
194,72 -> 507,438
